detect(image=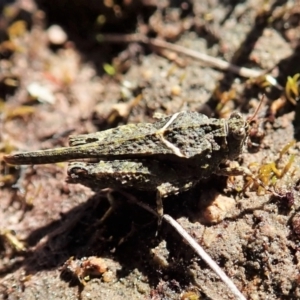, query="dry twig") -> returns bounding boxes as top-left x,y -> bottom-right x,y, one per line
132,198 -> 246,300
97,33 -> 263,78
163,215 -> 246,300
